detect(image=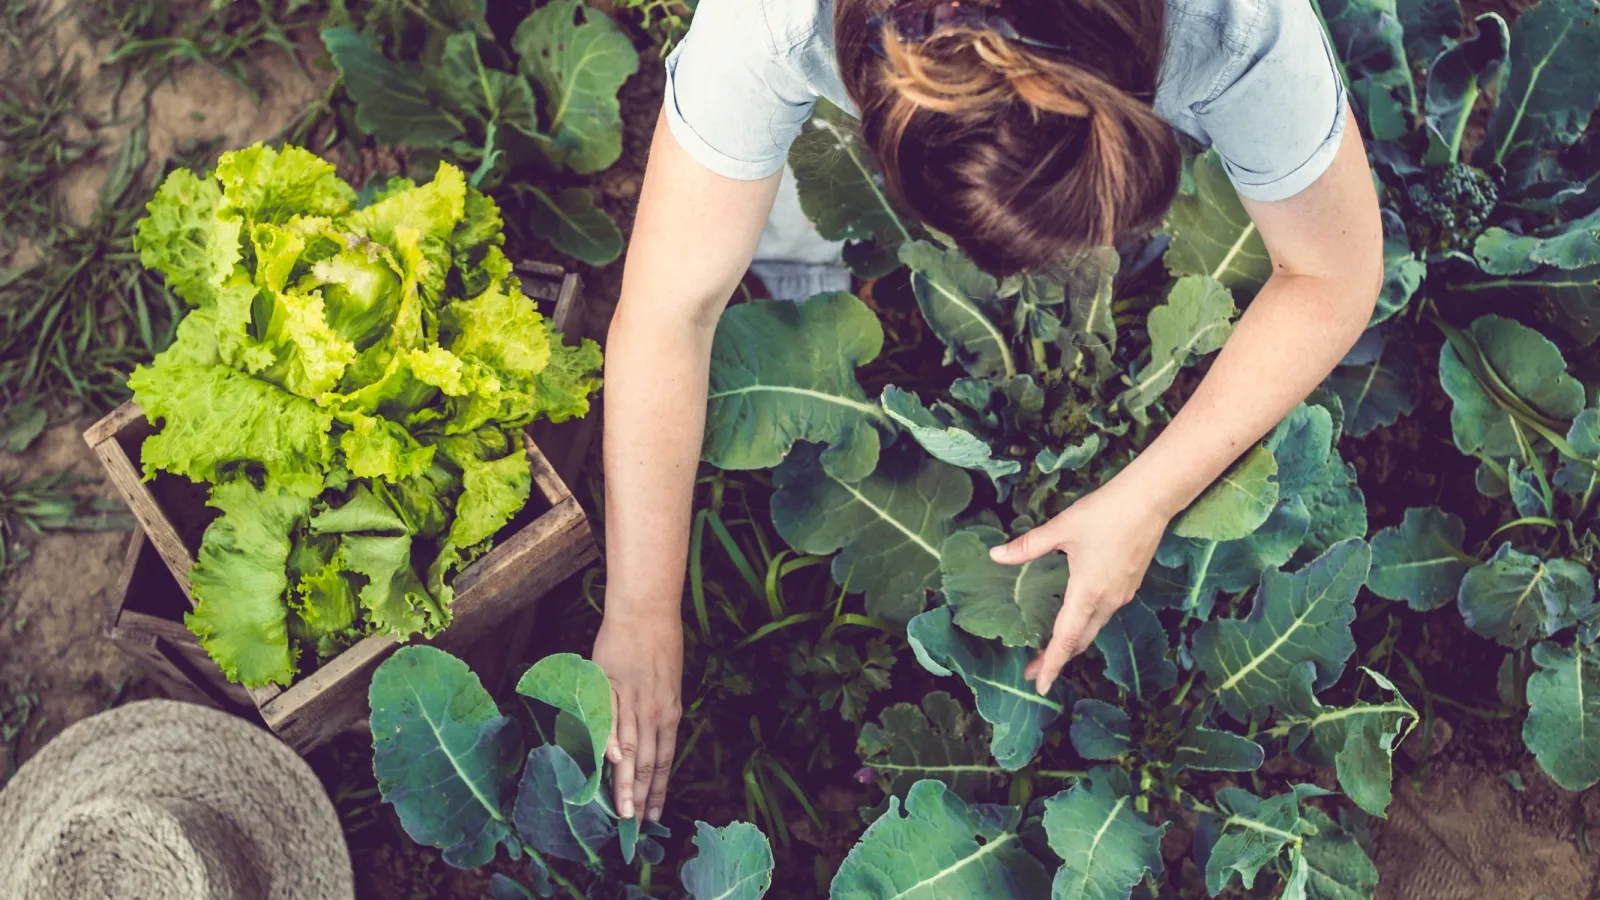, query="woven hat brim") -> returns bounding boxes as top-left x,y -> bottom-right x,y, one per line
0,699 -> 354,900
